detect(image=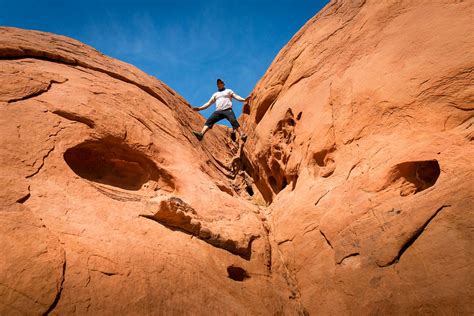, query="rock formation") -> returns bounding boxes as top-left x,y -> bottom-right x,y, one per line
241,0 -> 473,314
1,0 -> 473,314
0,27 -> 292,315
